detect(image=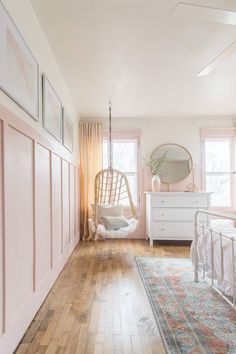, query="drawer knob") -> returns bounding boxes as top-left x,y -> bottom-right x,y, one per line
161,201 -> 165,204
161,228 -> 165,231
161,213 -> 165,216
